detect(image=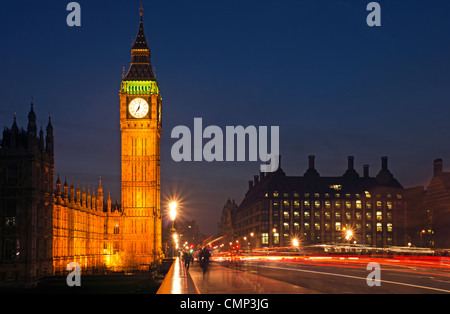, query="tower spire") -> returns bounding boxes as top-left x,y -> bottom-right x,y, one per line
139,2 -> 144,17
123,5 -> 154,81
